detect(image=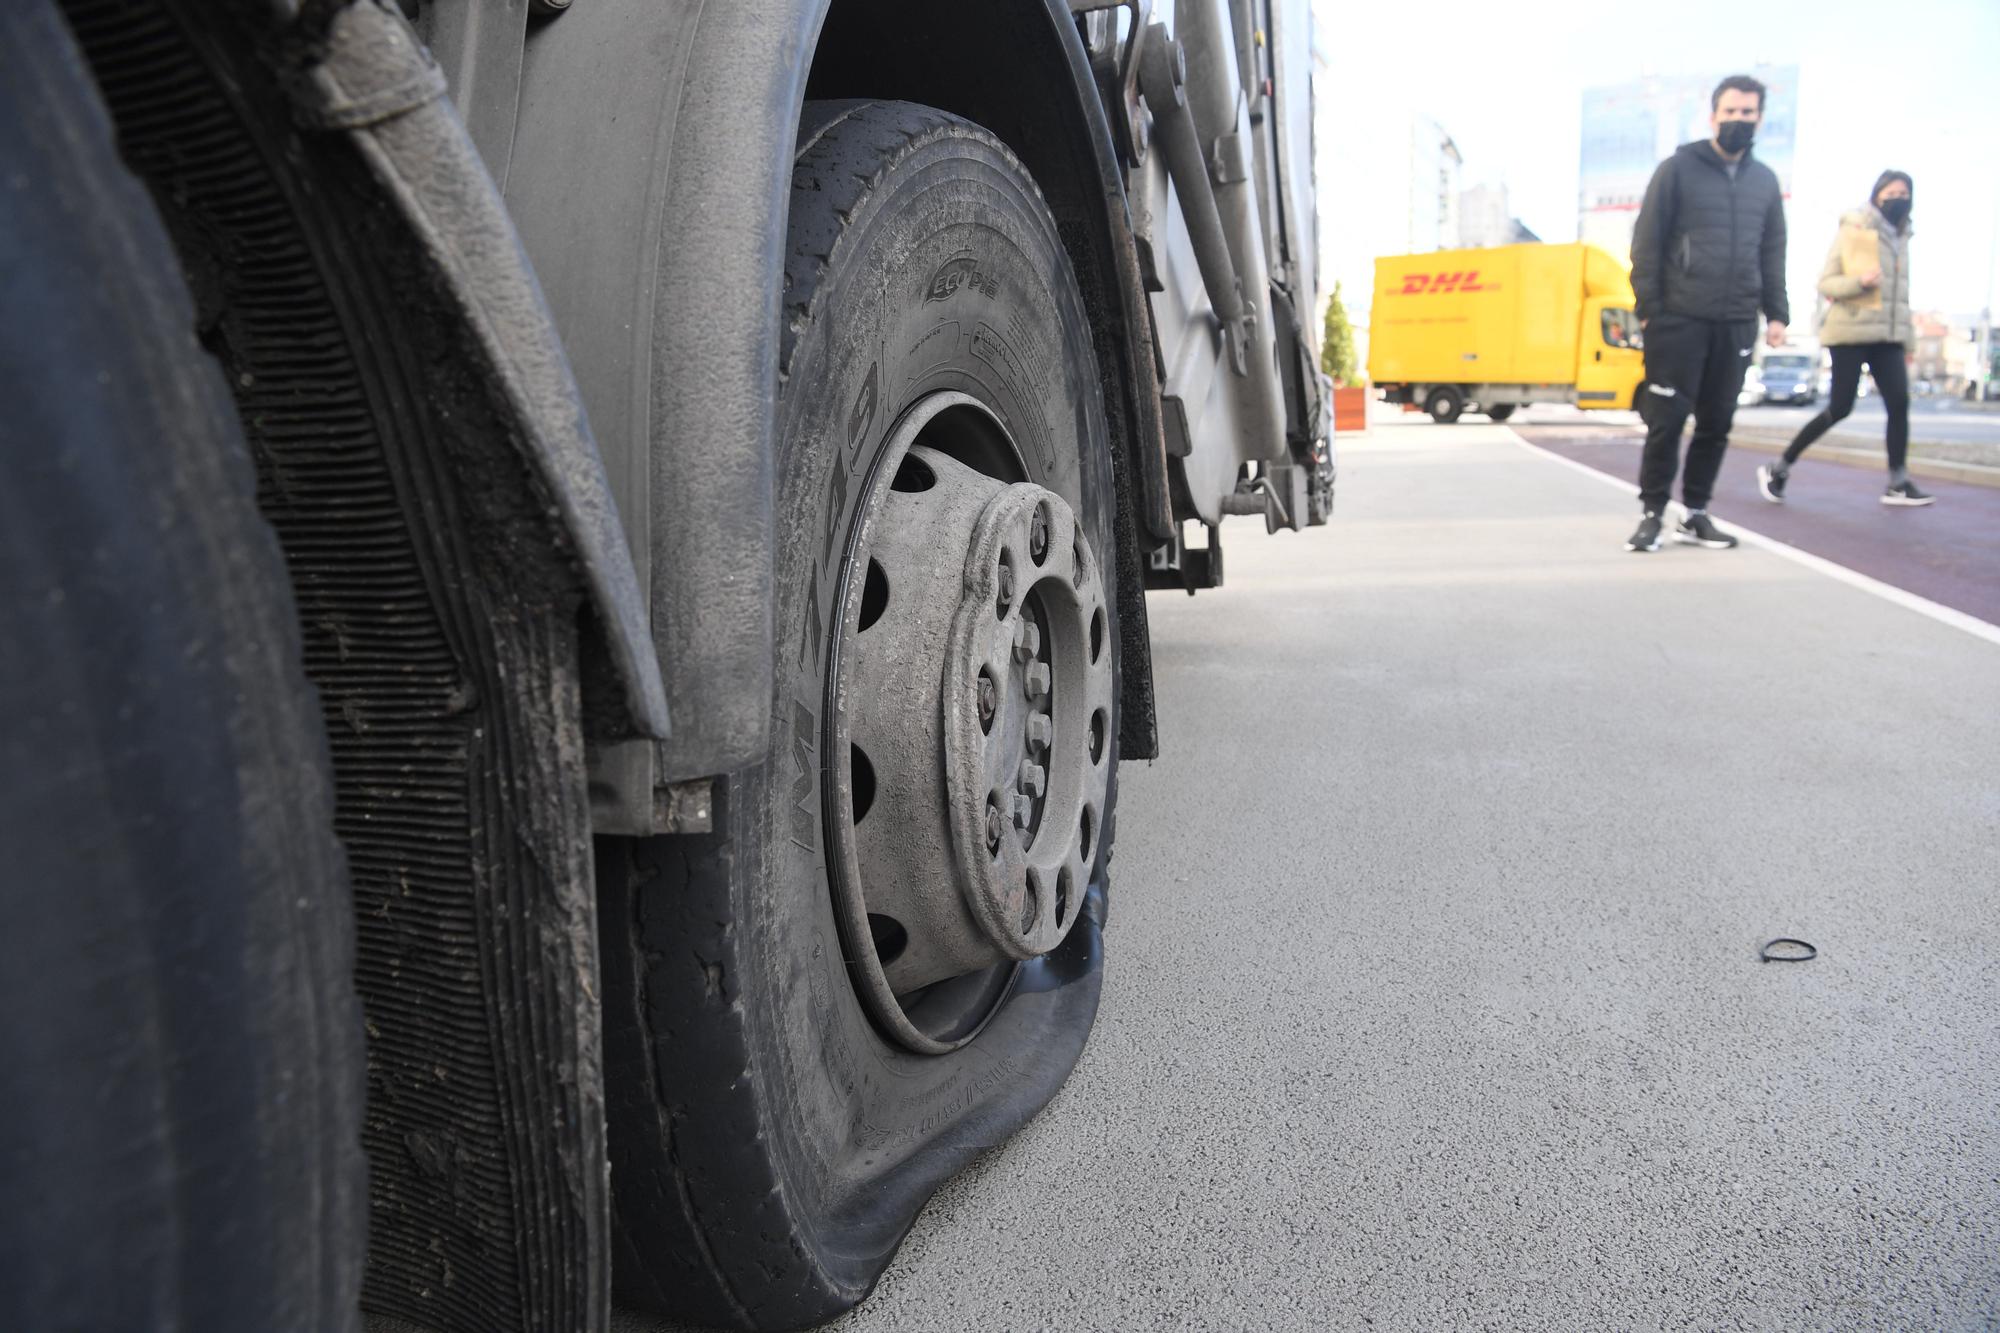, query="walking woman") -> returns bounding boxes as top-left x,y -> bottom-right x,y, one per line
1758,171 -> 1934,506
